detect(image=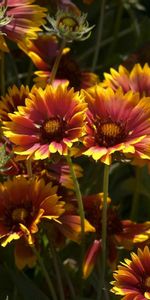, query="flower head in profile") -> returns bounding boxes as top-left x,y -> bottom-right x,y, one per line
18,34 -> 99,90
0,85 -> 30,121
111,246 -> 150,300
45,9 -> 94,42
0,0 -> 47,52
83,86 -> 150,164
3,84 -> 87,159
0,176 -> 64,247
102,63 -> 150,97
